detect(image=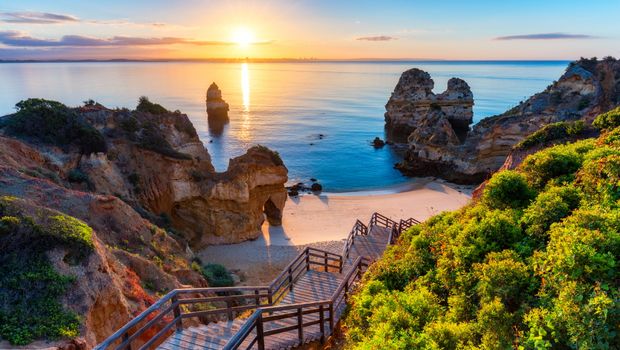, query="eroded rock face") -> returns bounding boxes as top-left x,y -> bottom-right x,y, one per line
385,68 -> 474,142
390,58 -> 620,183
206,82 -> 230,127
0,102 -> 287,248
